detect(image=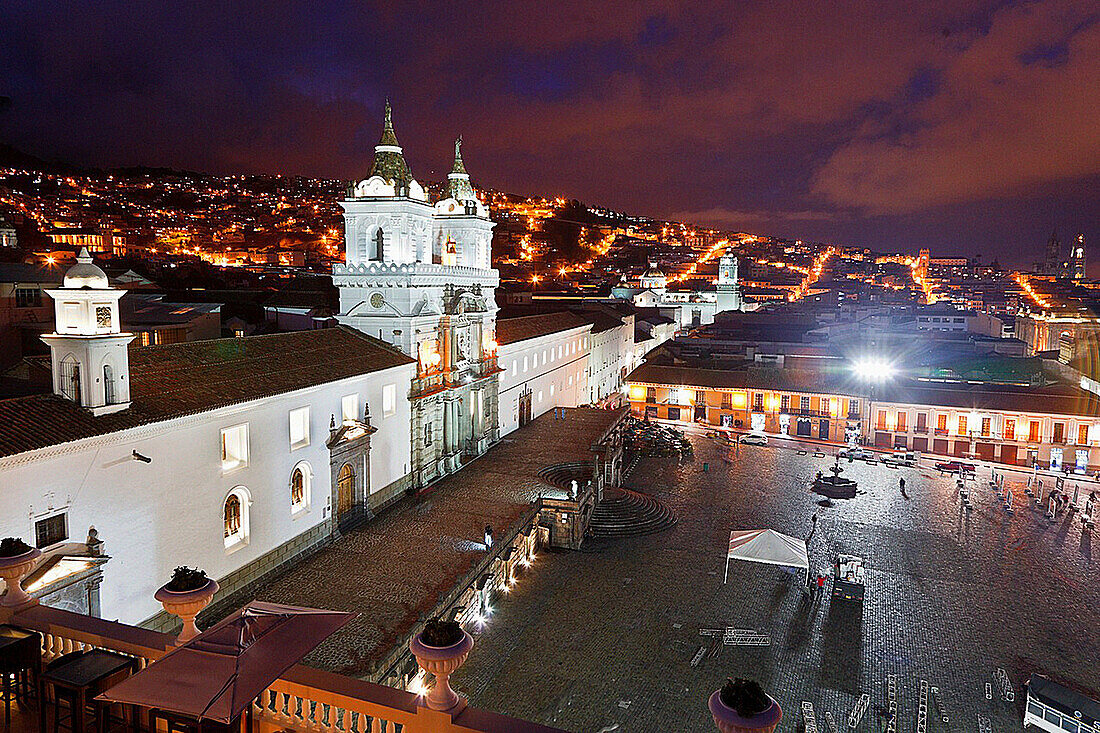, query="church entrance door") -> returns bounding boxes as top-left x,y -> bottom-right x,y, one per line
337,463 -> 355,518
519,388 -> 533,427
